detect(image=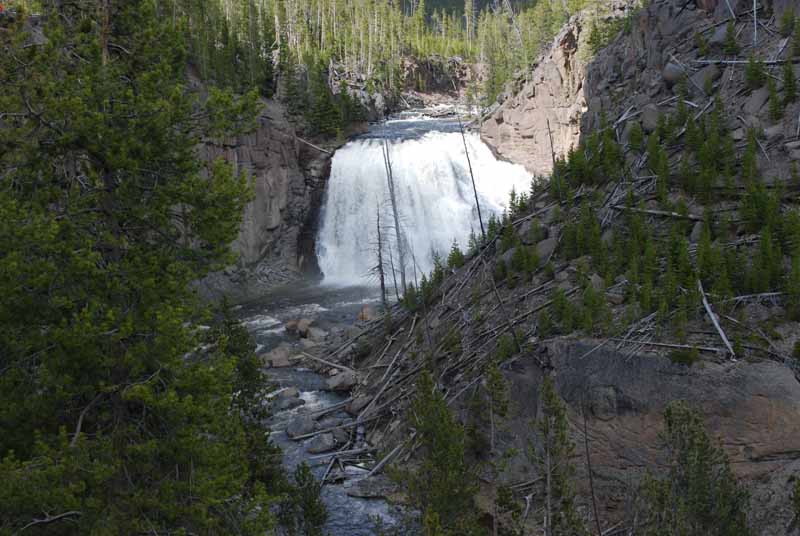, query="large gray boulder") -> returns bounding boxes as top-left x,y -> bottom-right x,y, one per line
325,371 -> 358,392
307,433 -> 337,453
286,416 -> 317,439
